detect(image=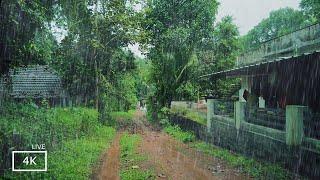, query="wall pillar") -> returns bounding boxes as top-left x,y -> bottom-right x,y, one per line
239,76 -> 250,102
235,101 -> 246,130
285,105 -> 308,146
258,96 -> 266,108
207,99 -> 216,132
